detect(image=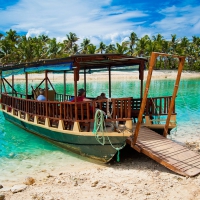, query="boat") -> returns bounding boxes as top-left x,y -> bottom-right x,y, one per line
0,53 -> 177,162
